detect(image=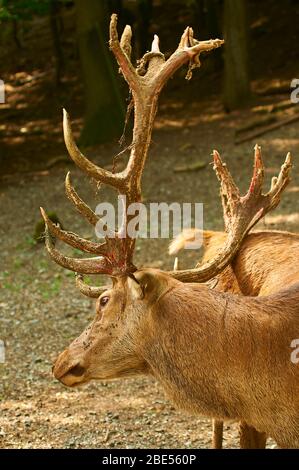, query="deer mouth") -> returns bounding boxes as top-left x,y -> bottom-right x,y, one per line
53,354 -> 88,387
57,367 -> 88,387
